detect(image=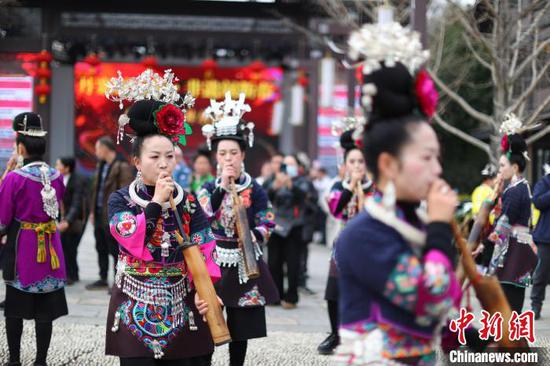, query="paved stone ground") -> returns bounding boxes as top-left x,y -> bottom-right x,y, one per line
0,224 -> 549,365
